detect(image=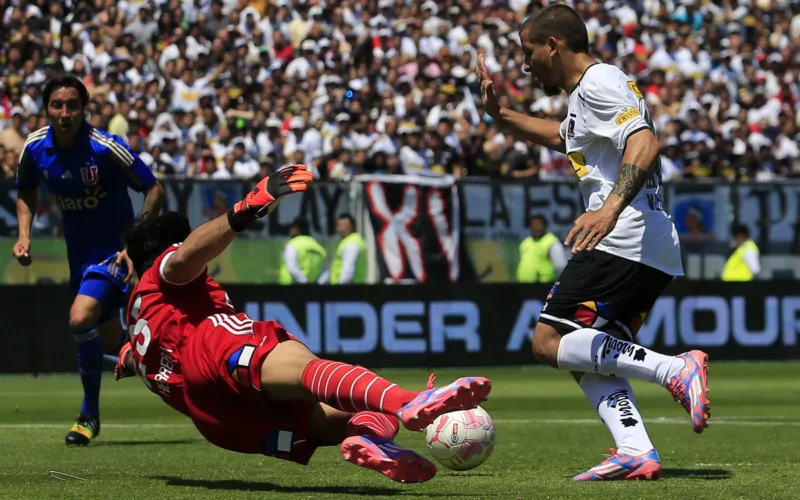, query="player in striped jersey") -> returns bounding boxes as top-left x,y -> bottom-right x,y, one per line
13,75 -> 164,446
